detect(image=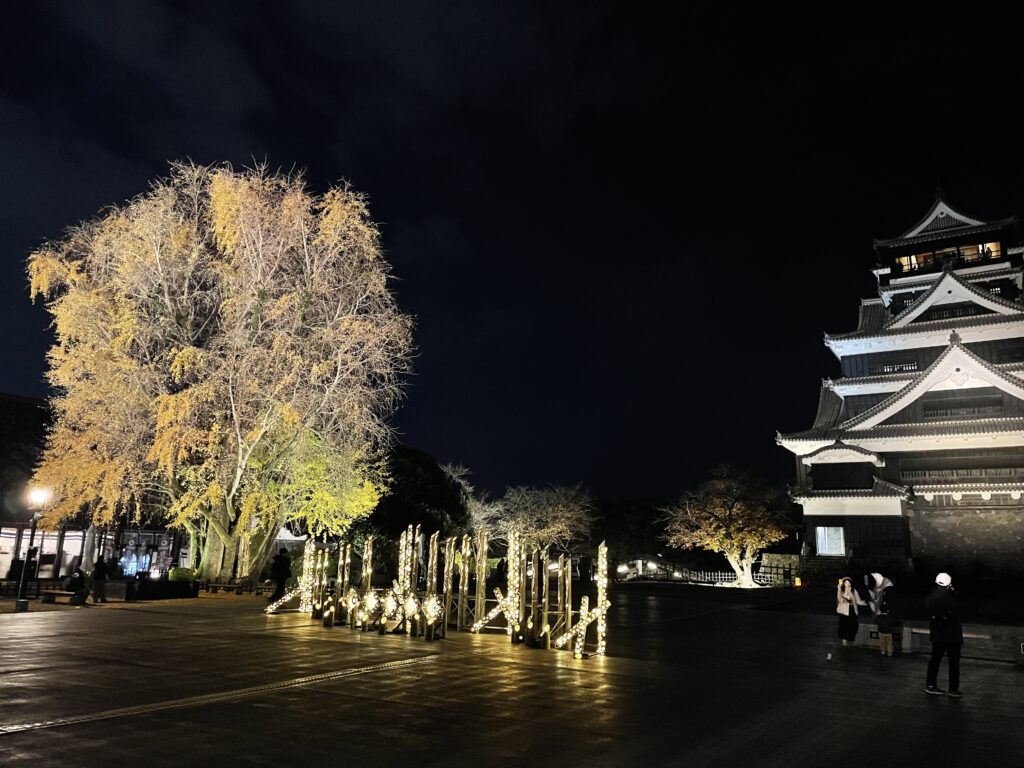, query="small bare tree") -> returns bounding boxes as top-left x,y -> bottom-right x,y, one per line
662,465 -> 787,588
442,464 -> 504,537
498,485 -> 593,551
